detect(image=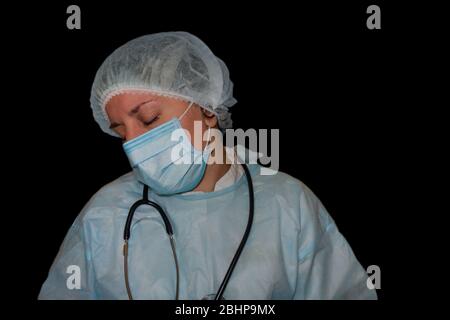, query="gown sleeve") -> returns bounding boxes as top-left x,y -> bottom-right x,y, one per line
38,211 -> 96,300
292,184 -> 377,300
